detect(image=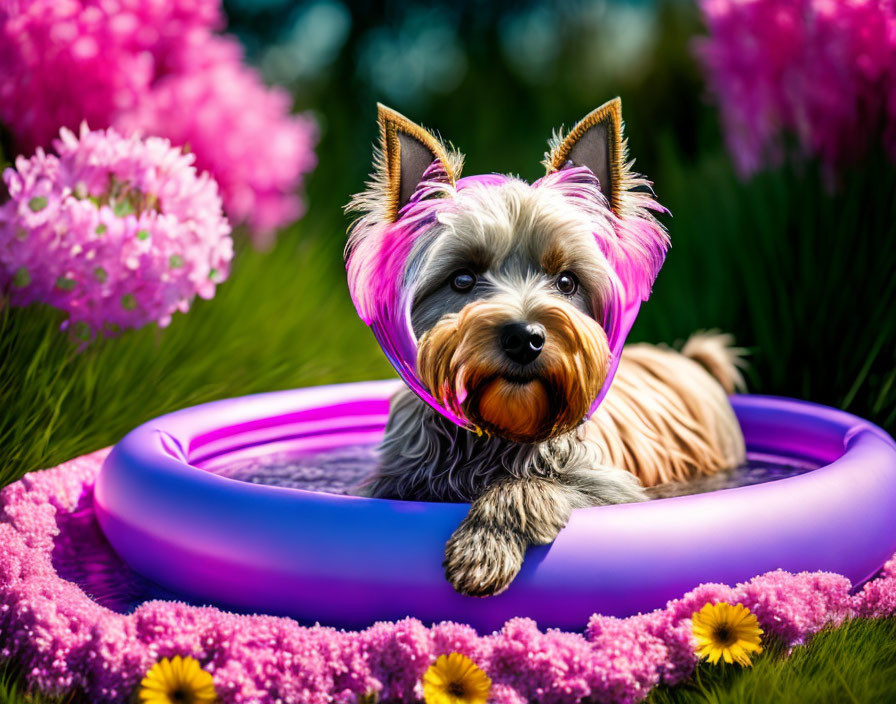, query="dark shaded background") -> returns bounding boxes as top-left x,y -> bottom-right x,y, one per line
225,0 -> 896,431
